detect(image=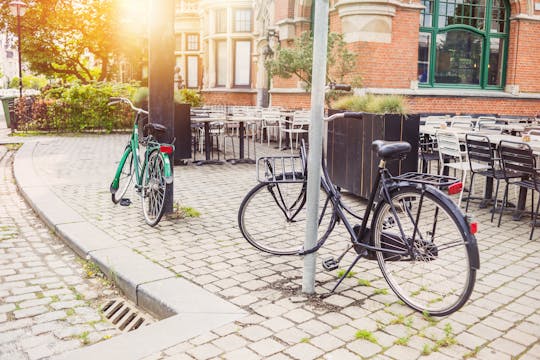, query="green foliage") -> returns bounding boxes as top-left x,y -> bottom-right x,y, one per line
133,87 -> 203,108
175,89 -> 203,107
332,94 -> 409,115
0,0 -> 142,83
9,75 -> 48,90
265,31 -> 361,92
14,82 -> 138,132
